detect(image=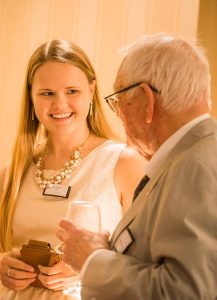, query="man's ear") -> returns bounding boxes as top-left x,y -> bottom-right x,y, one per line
140,83 -> 155,123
